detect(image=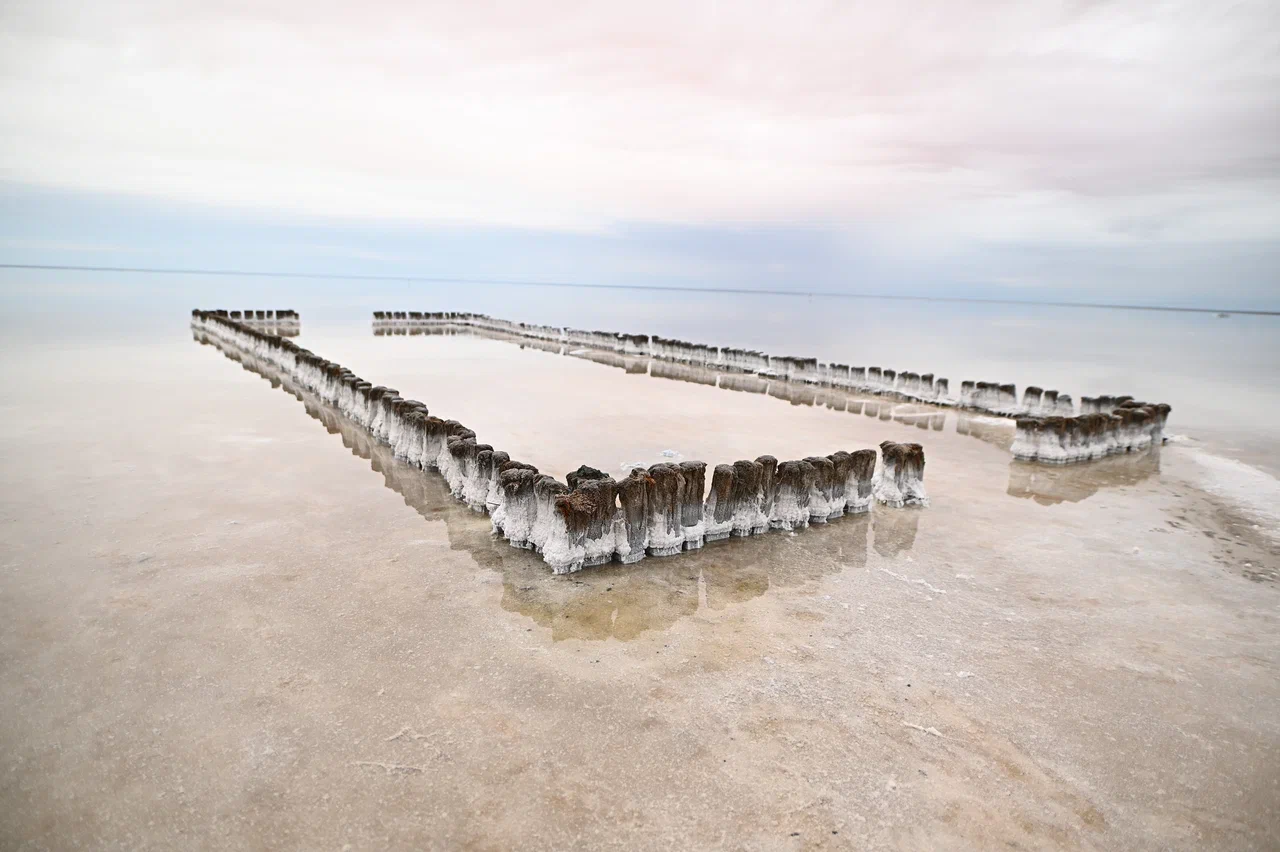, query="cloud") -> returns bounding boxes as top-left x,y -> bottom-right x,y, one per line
0,0 -> 1277,249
